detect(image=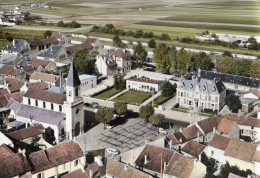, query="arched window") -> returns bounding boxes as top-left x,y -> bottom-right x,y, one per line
35,100 -> 38,106
43,102 -> 46,108
28,98 -> 31,105
59,105 -> 62,112
51,103 -> 54,110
